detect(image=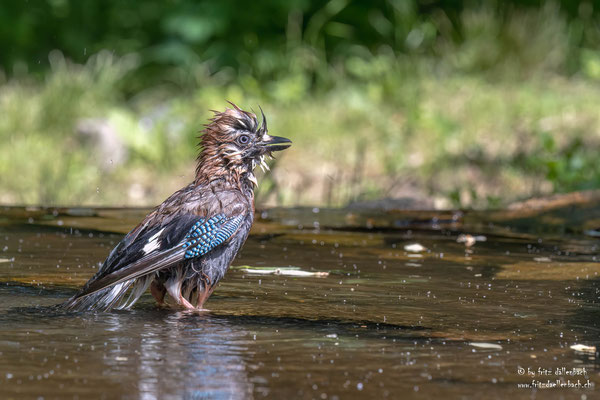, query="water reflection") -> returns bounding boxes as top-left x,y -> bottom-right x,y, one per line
0,304 -> 254,399
1,206 -> 600,398
101,311 -> 253,400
